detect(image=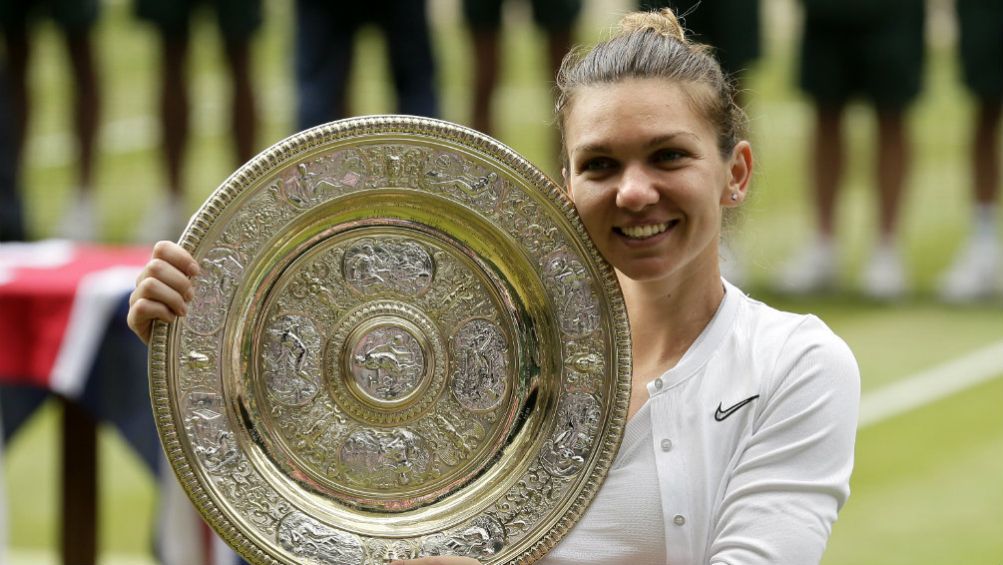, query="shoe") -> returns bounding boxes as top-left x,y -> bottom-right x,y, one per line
136,193 -> 188,244
57,190 -> 98,241
861,244 -> 907,301
937,238 -> 1001,303
774,238 -> 837,295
